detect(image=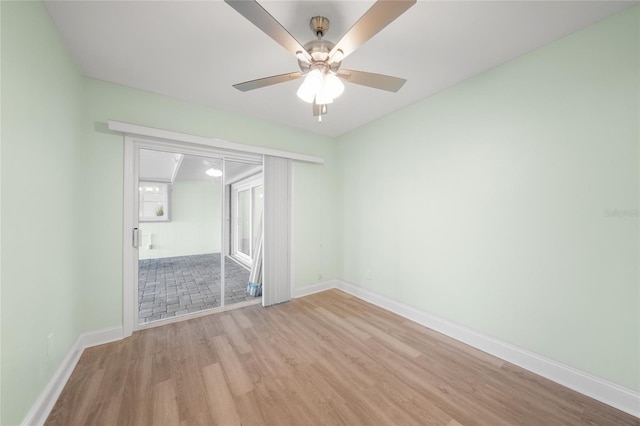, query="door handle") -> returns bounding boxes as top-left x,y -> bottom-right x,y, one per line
132,228 -> 139,248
